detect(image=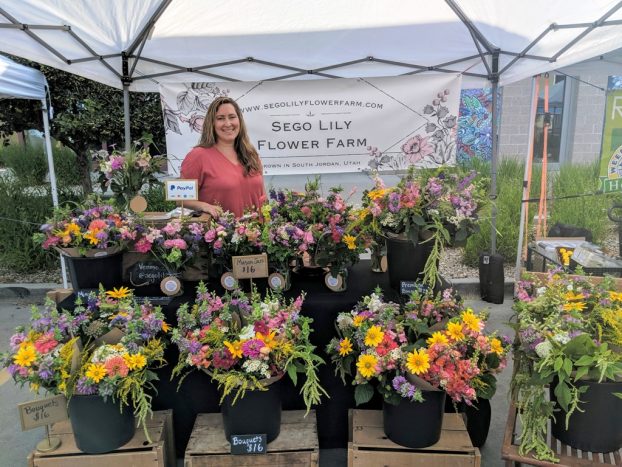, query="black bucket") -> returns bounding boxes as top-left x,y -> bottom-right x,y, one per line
221,385 -> 282,443
382,390 -> 445,448
65,252 -> 123,290
385,236 -> 433,291
68,395 -> 135,454
551,379 -> 622,452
